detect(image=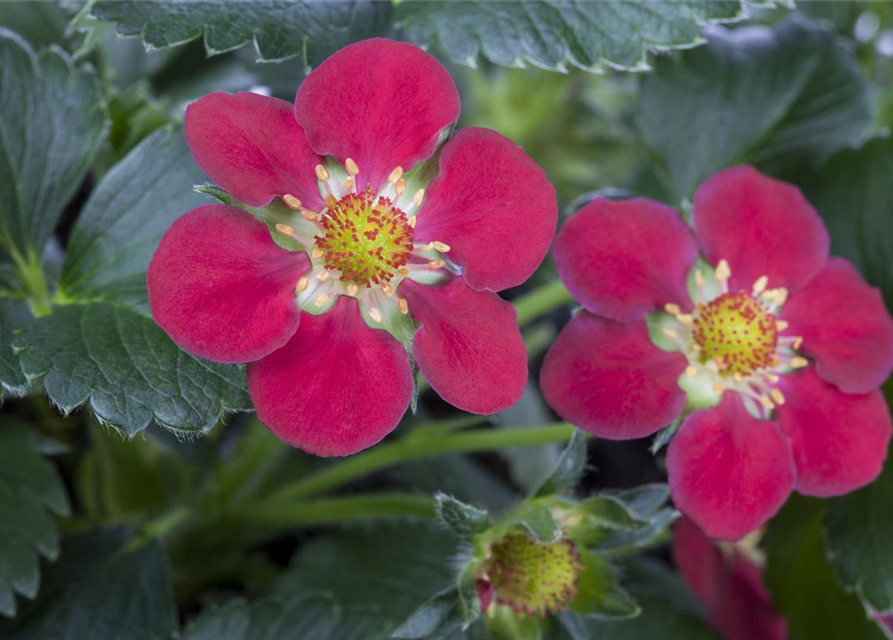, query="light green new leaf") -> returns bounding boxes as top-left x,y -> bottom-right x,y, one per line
0,29 -> 106,260
397,0 -> 751,72
638,15 -> 870,199
90,1 -> 391,65
0,421 -> 69,617
13,302 -> 250,436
